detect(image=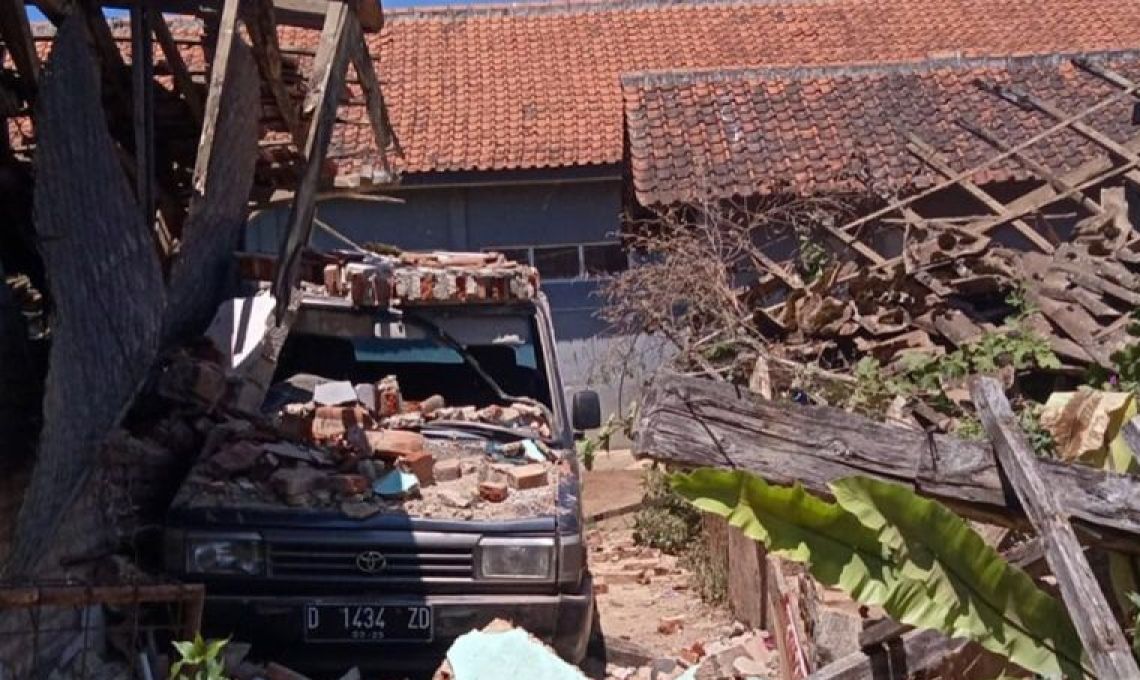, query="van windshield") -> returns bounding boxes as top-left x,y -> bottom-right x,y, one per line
270,308 -> 553,410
